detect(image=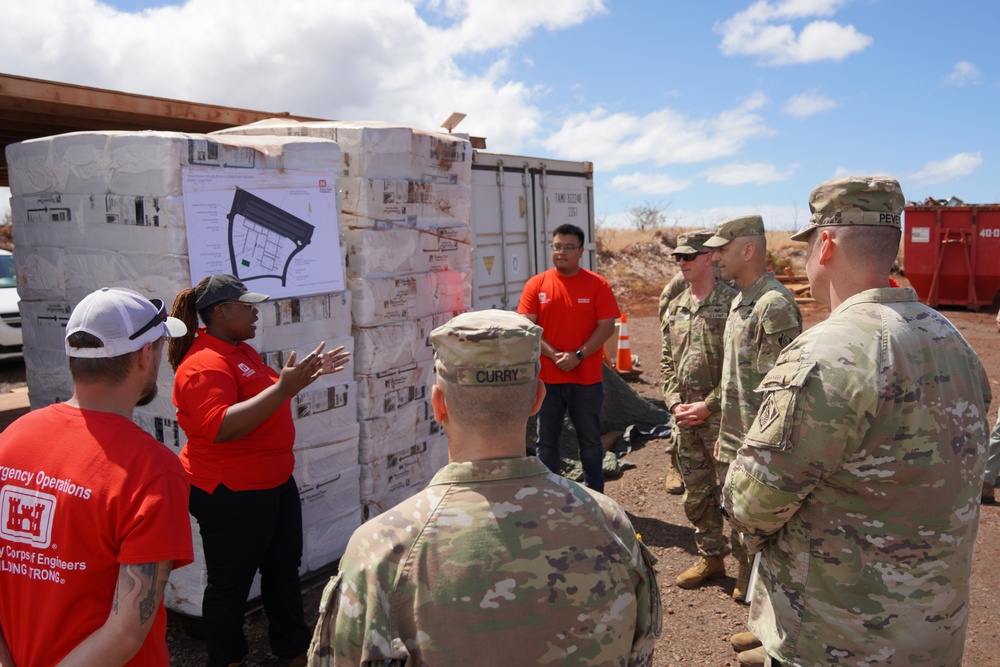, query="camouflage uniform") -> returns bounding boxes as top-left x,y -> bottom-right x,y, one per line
724,176 -> 993,665
725,288 -> 991,665
658,271 -> 688,471
656,271 -> 688,325
309,458 -> 661,666
661,233 -> 737,557
308,310 -> 661,666
715,273 -> 801,464
986,415 -> 1000,488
